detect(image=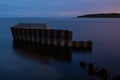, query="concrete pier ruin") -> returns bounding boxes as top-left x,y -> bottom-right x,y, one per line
10,23 -> 92,48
